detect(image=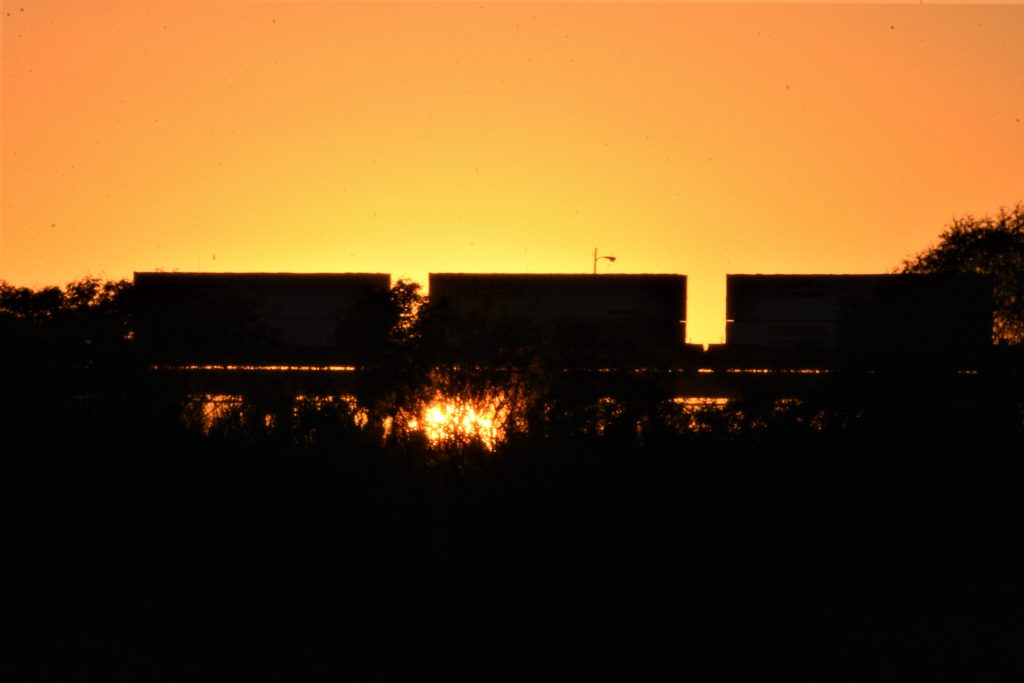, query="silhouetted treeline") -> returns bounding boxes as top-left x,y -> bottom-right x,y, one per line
4,277 -> 1024,680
